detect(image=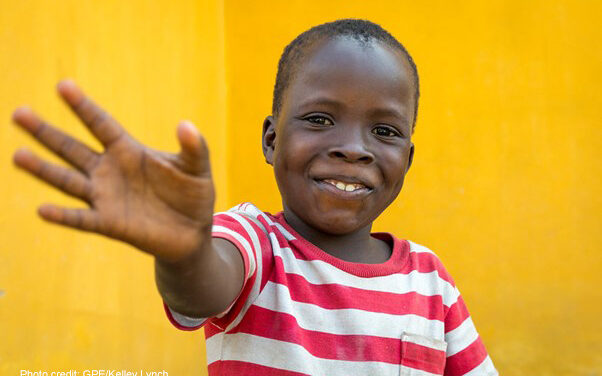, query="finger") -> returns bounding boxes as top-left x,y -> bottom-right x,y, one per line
38,204 -> 100,233
176,120 -> 211,176
14,149 -> 93,202
56,79 -> 125,147
12,106 -> 100,173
